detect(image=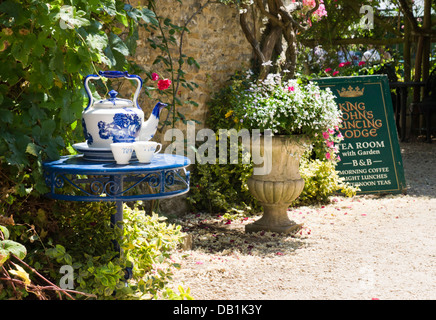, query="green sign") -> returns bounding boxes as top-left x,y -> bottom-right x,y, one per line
314,75 -> 407,194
